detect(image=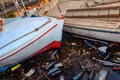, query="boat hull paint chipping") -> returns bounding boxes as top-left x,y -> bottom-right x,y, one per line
0,17 -> 64,68
64,26 -> 120,43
